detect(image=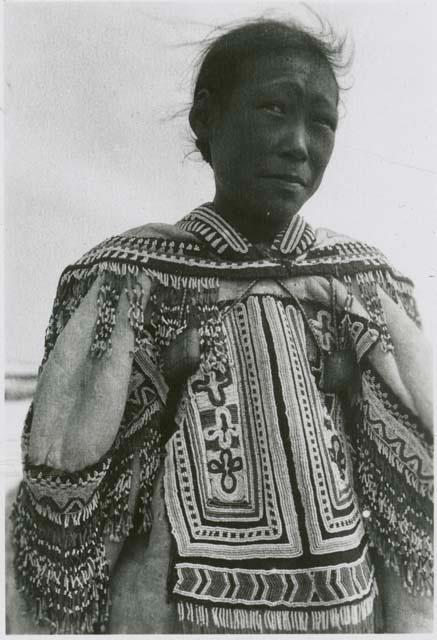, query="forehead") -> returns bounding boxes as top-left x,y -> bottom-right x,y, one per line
233,50 -> 339,107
